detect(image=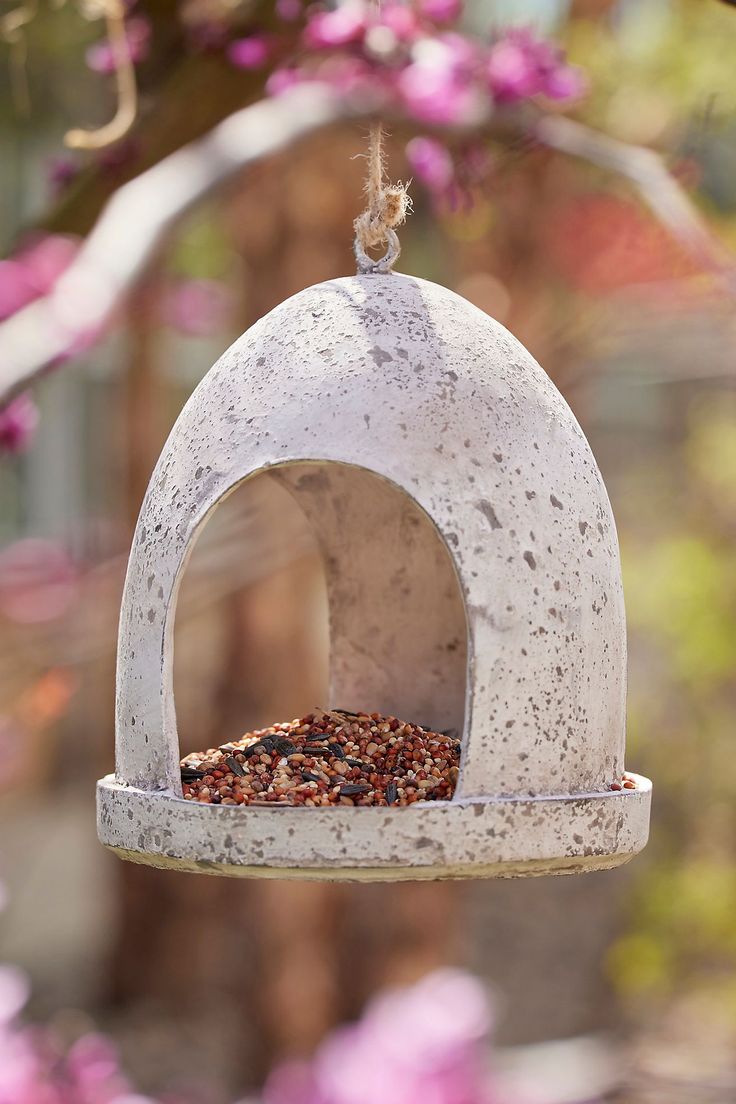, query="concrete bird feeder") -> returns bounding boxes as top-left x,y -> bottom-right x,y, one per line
96,273 -> 652,880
